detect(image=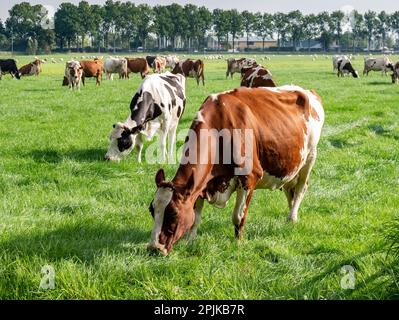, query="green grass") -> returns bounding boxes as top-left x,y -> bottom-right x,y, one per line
0,53 -> 399,299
